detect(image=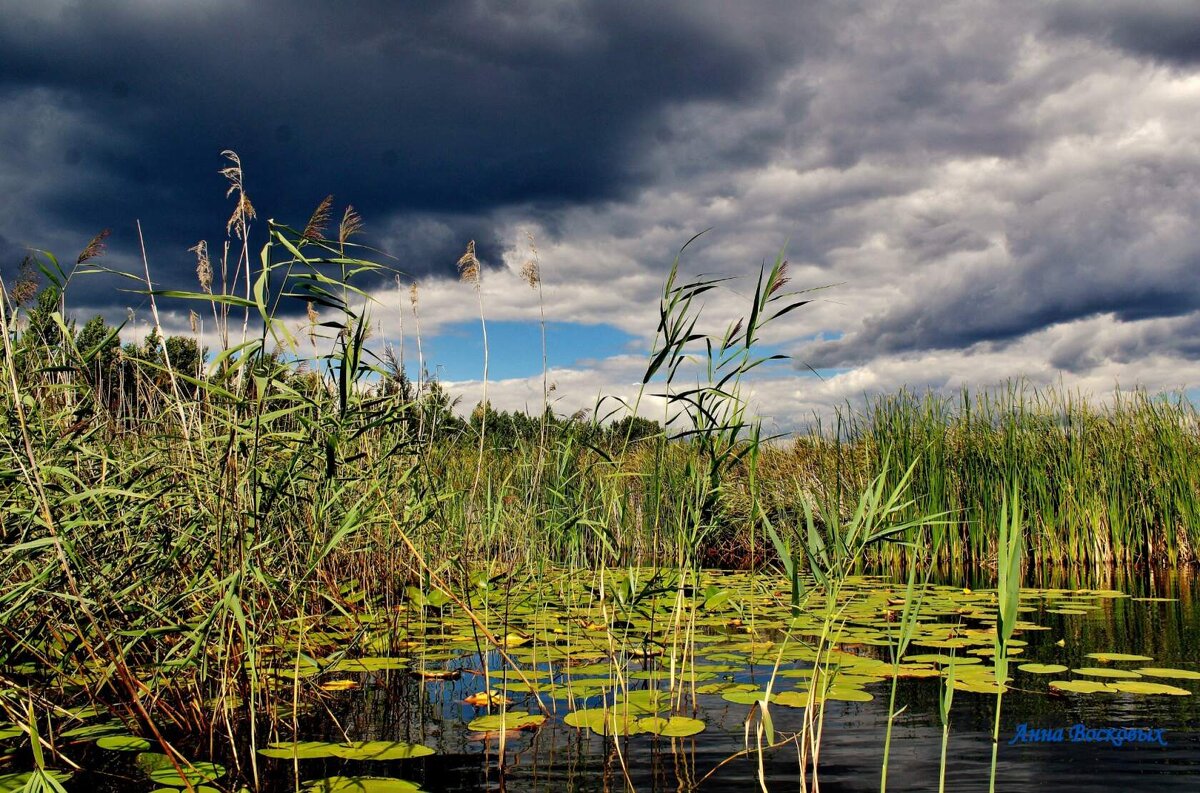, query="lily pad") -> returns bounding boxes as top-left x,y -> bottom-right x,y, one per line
1017,663 -> 1068,674
301,776 -> 422,793
61,721 -> 127,740
1049,680 -> 1111,694
563,708 -> 646,736
639,716 -> 705,737
259,741 -> 434,761
1108,681 -> 1191,696
148,762 -> 226,787
1135,667 -> 1200,681
467,714 -> 546,732
1085,653 -> 1153,663
96,735 -> 152,752
1072,667 -> 1141,679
